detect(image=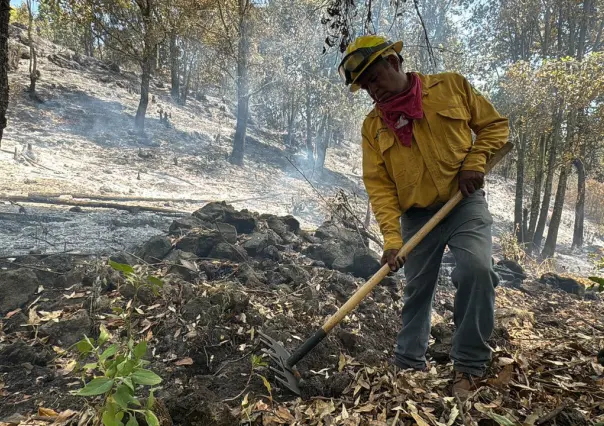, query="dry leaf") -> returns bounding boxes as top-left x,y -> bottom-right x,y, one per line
410,412 -> 430,426
5,308 -> 21,319
59,359 -> 77,375
338,352 -> 346,372
497,357 -> 515,366
28,309 -> 41,325
38,407 -> 59,417
175,357 -> 194,366
488,364 -> 514,388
